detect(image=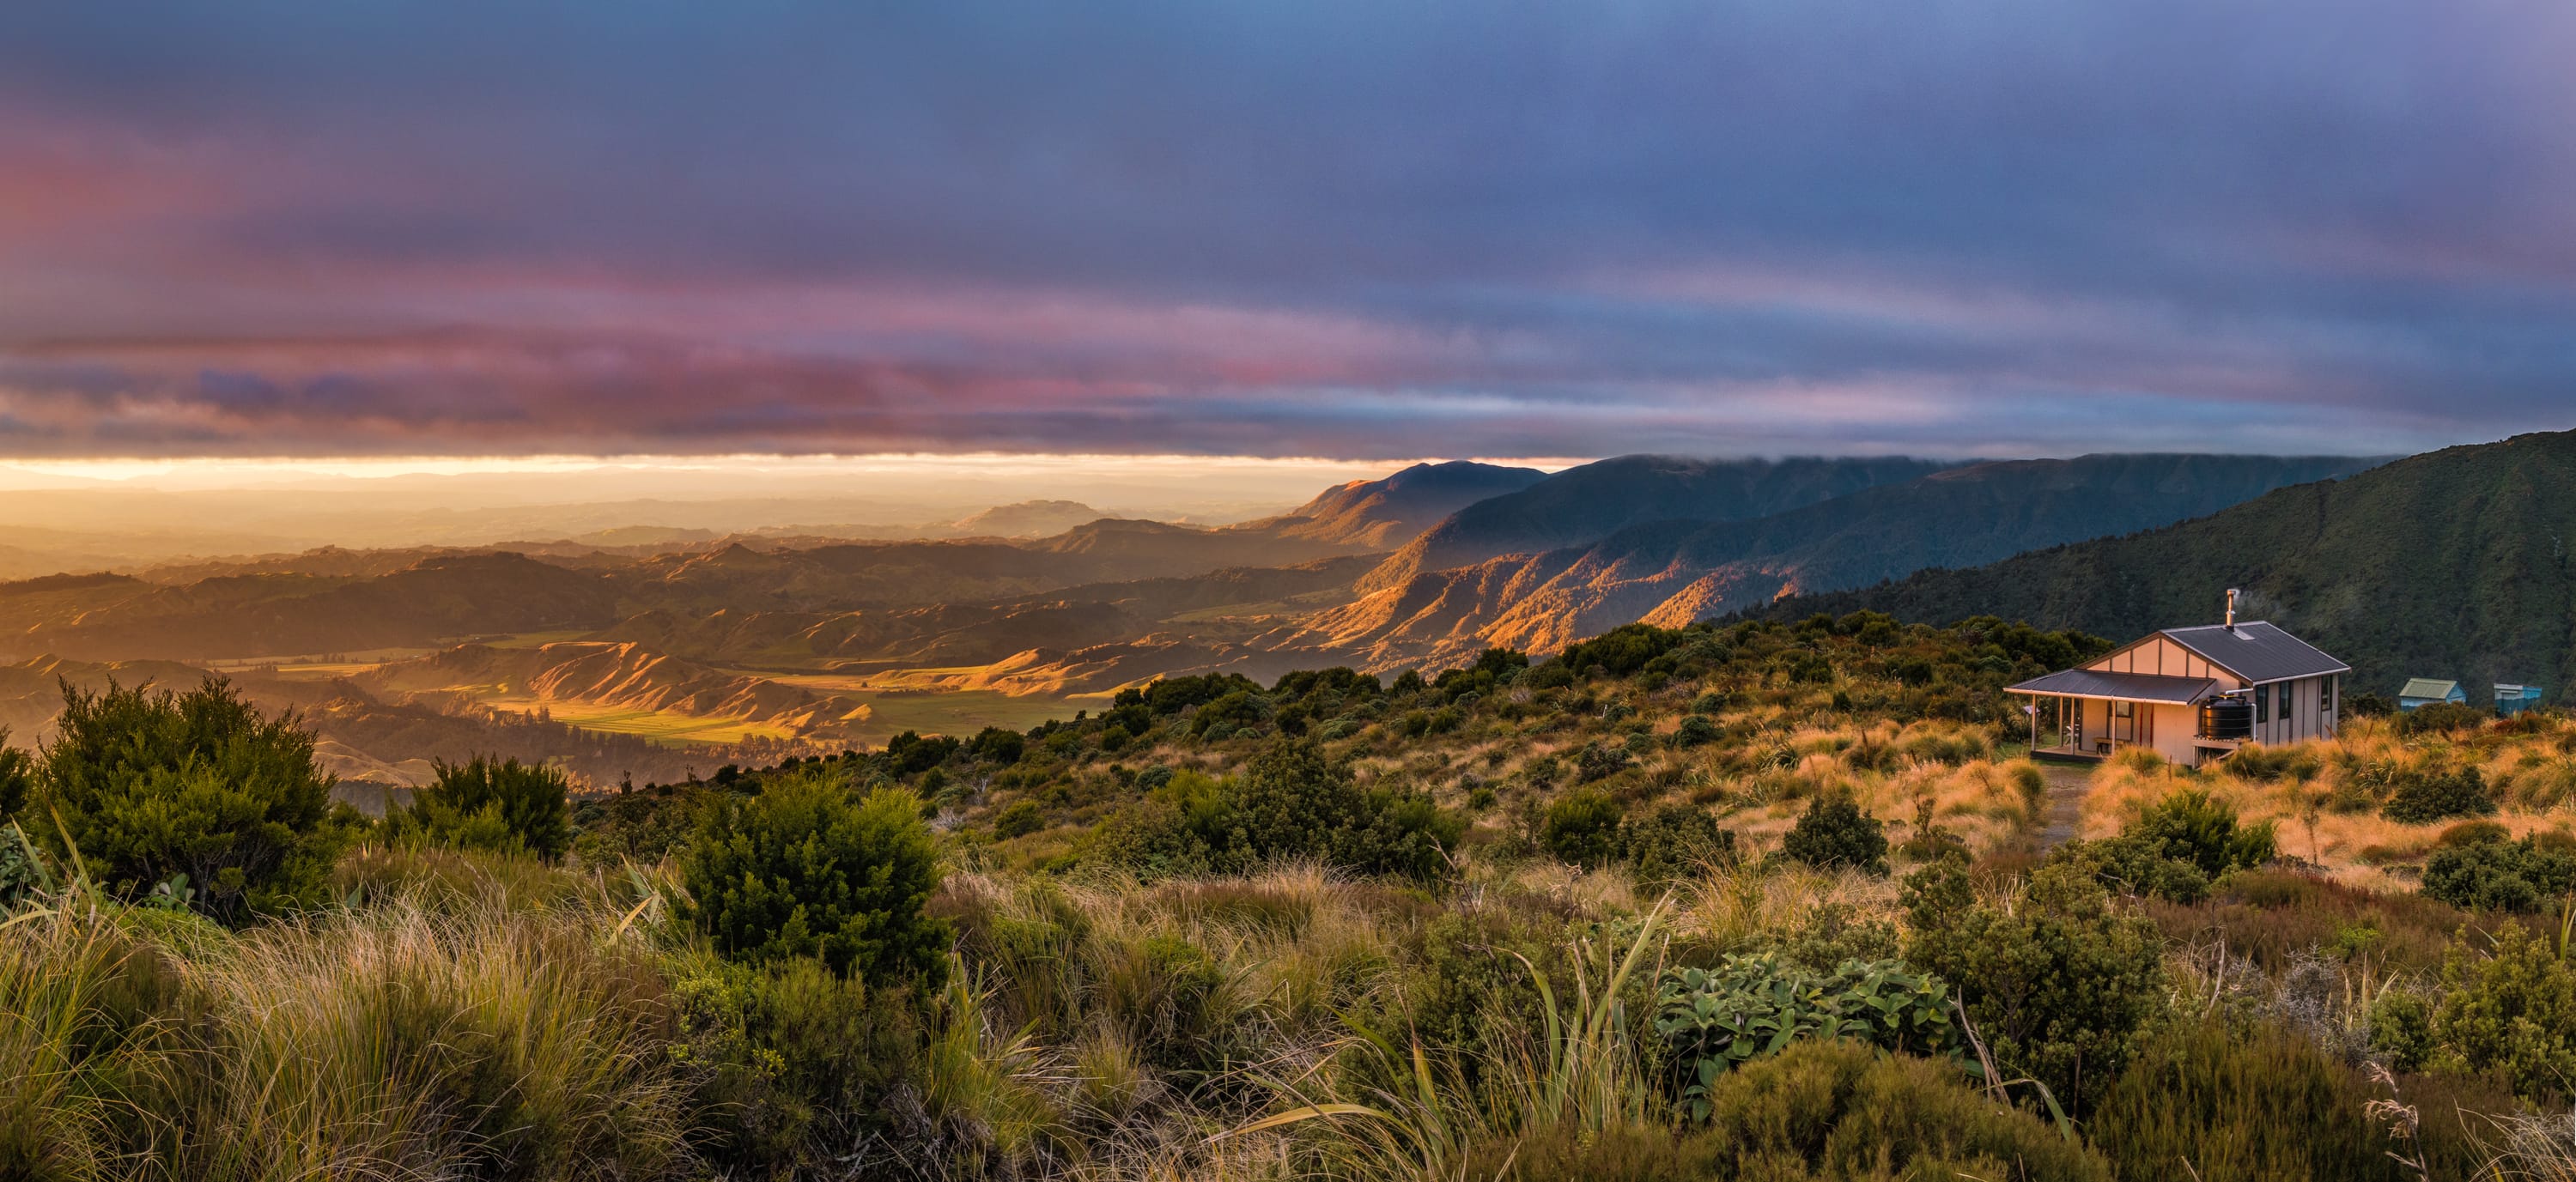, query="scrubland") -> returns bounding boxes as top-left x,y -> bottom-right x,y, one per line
7,614 -> 2576,1179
